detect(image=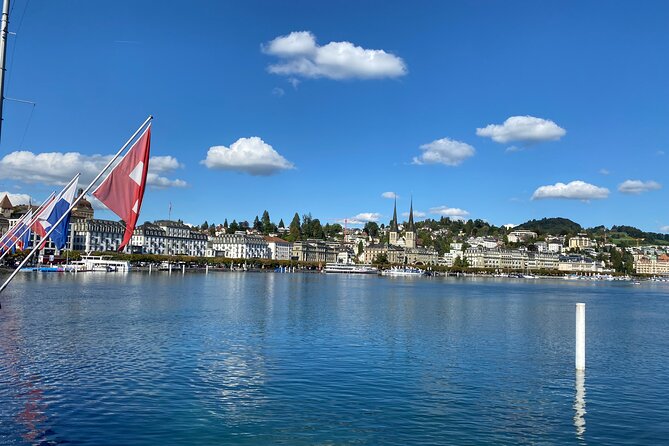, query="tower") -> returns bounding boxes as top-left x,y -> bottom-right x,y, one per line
0,193 -> 12,218
405,196 -> 416,249
389,197 -> 398,246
